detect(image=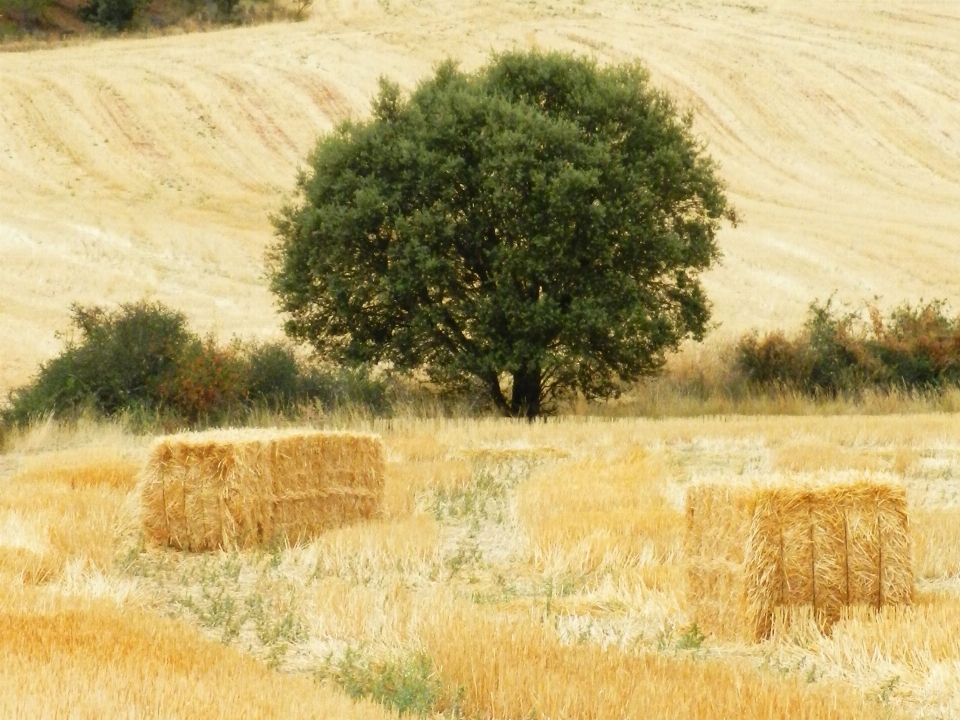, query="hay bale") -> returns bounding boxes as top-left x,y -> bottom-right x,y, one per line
139,429 -> 384,551
686,479 -> 913,641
